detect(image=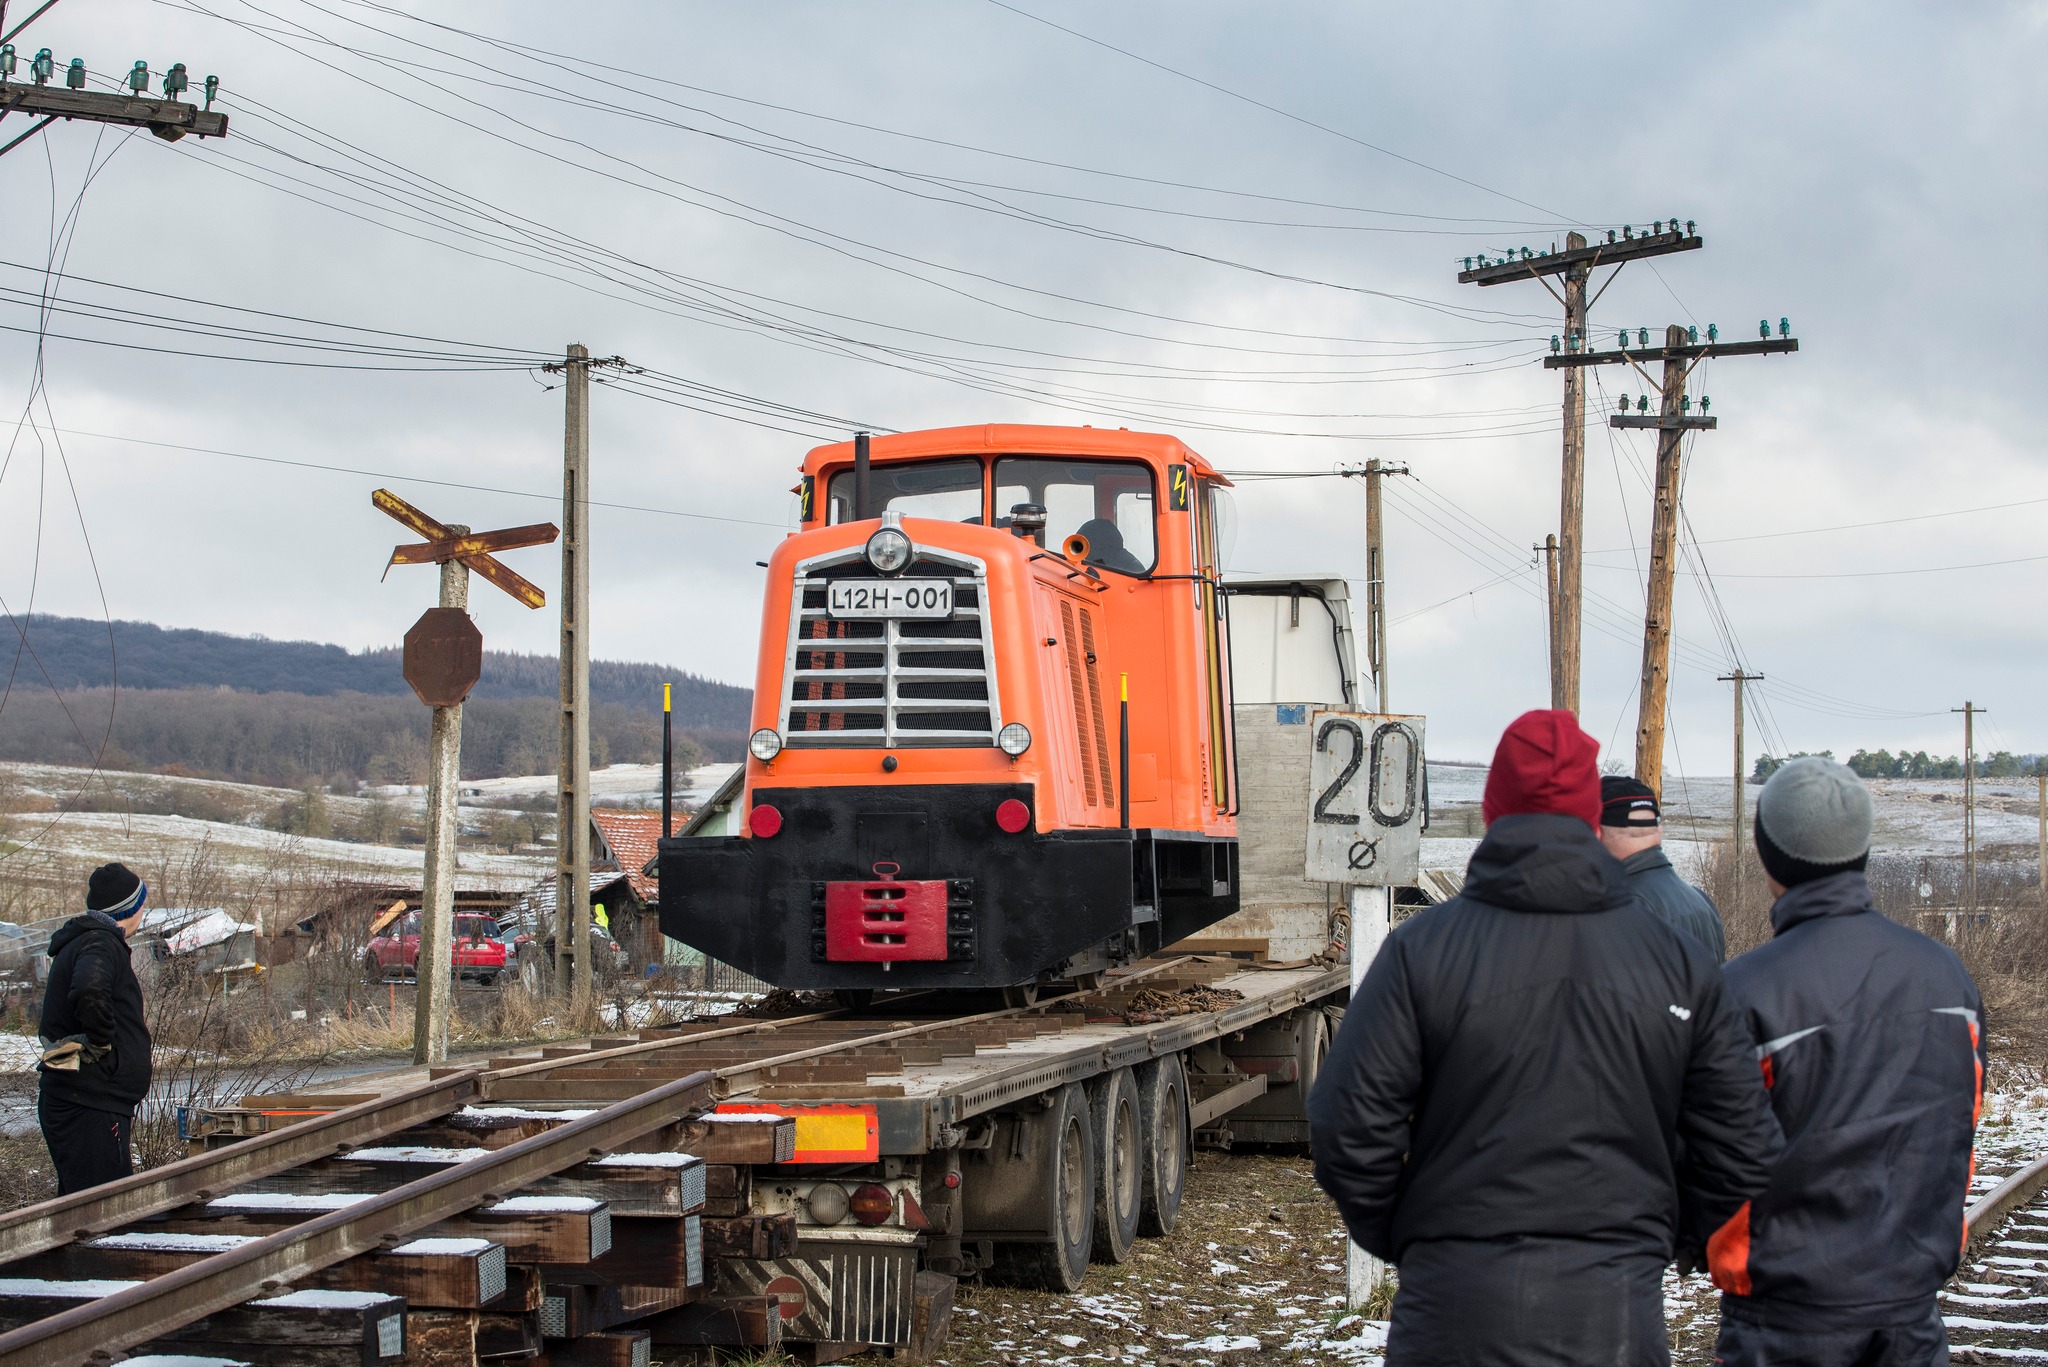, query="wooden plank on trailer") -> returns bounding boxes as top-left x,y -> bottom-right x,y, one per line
475,1310 -> 541,1359
400,1307 -> 476,1366
545,1214 -> 702,1290
142,1290 -> 409,1367
26,1233 -> 511,1311
660,1116 -> 795,1165
699,1214 -> 797,1261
